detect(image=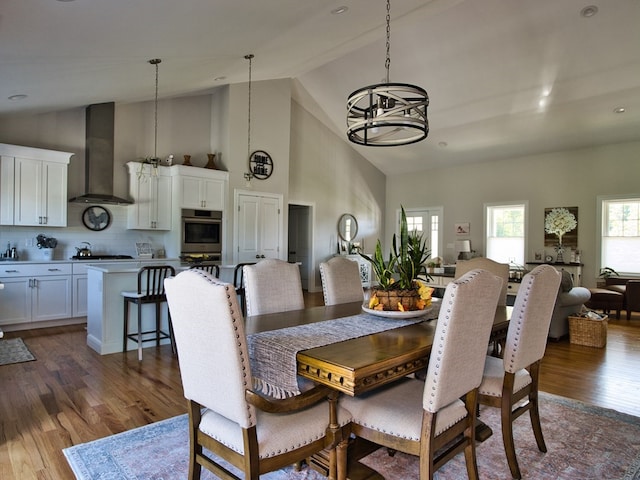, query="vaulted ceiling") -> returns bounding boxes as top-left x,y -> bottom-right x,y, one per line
1,0 -> 639,175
